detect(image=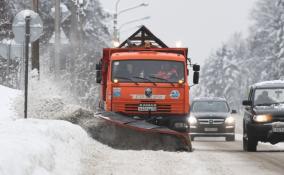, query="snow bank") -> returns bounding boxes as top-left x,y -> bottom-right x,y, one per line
0,83 -> 94,175
0,119 -> 92,175
0,85 -> 21,121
